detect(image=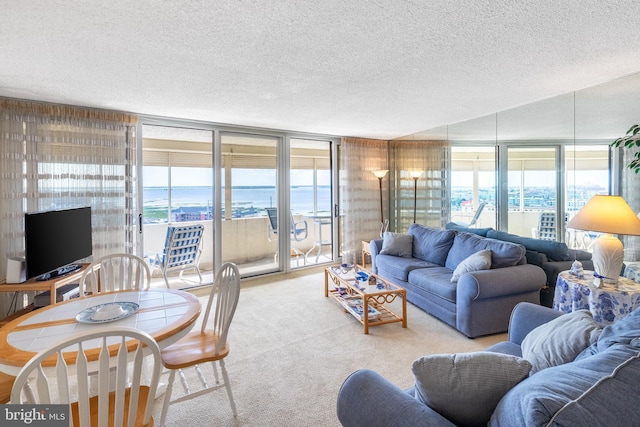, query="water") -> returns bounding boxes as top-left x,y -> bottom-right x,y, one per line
143,186 -> 331,222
